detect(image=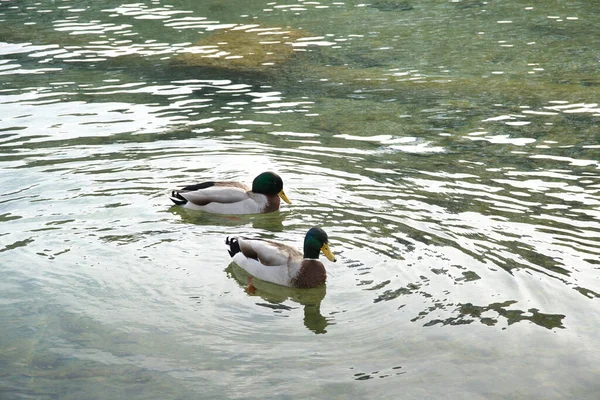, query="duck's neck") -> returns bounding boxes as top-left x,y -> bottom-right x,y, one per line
303,245 -> 320,259
262,194 -> 280,213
